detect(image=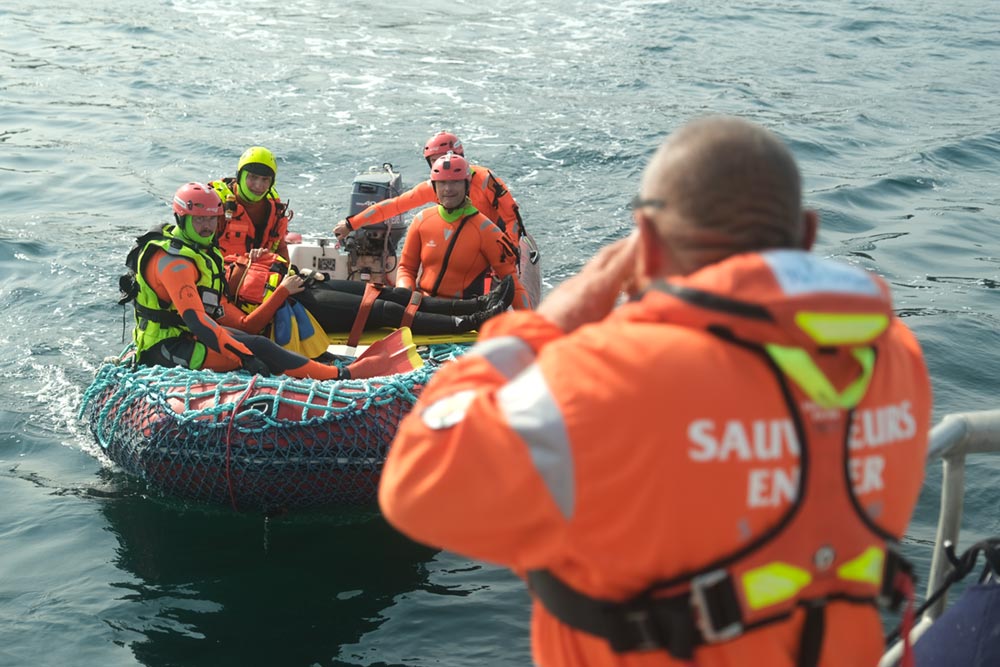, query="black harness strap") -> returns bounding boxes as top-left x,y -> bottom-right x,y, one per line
133,302 -> 185,328
425,213 -> 474,297
796,604 -> 826,667
527,569 -> 705,659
